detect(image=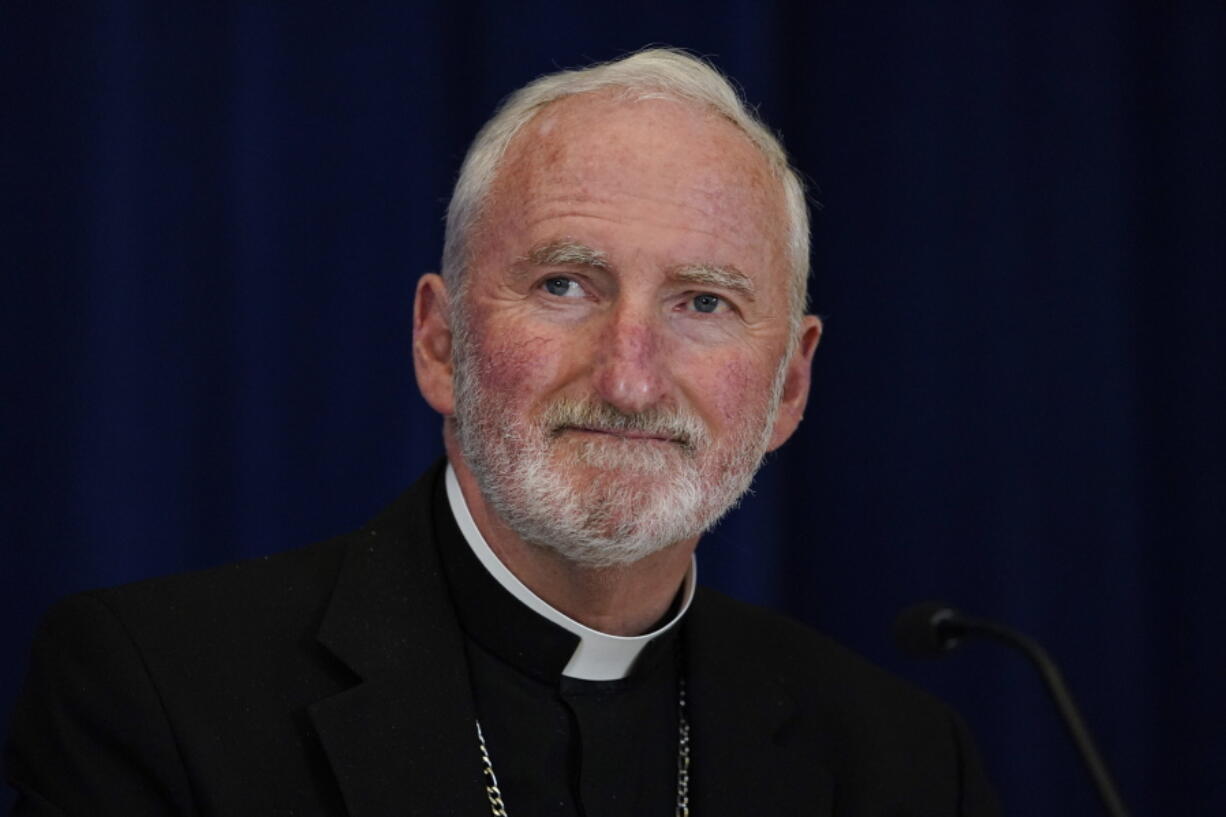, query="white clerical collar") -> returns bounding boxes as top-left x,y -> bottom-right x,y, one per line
444,463 -> 696,681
